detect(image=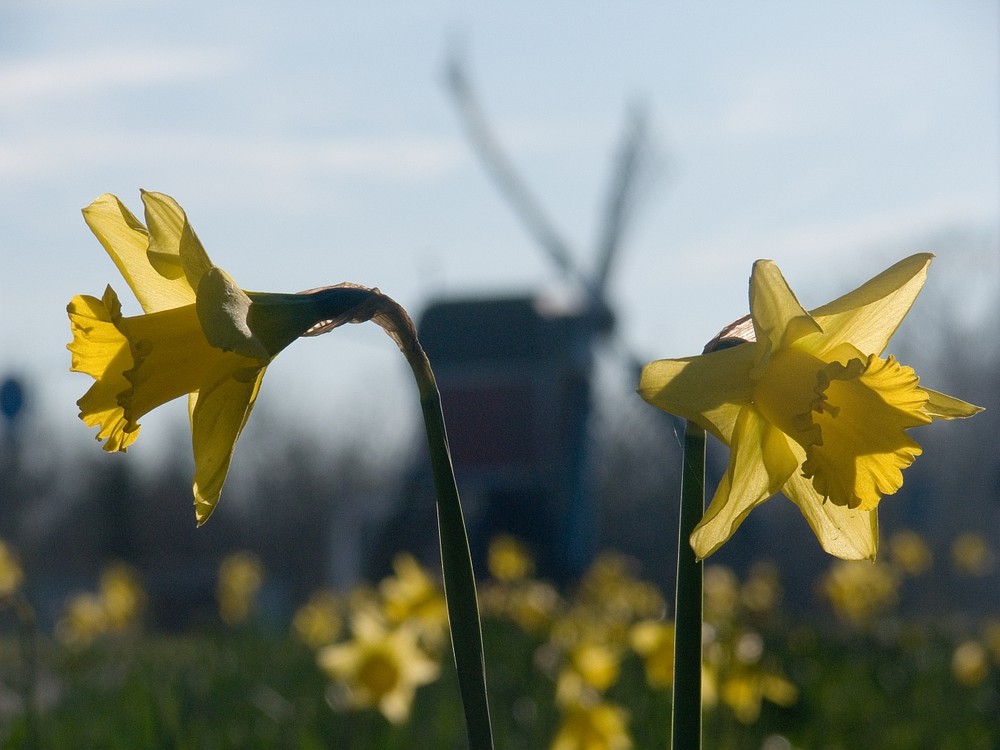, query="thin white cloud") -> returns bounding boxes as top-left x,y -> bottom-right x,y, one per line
676,193 -> 998,276
0,49 -> 240,105
0,131 -> 466,181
